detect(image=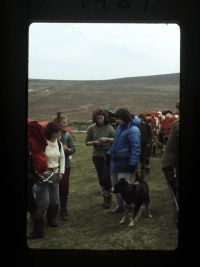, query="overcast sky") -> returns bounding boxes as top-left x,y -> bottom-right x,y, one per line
29,23 -> 180,80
